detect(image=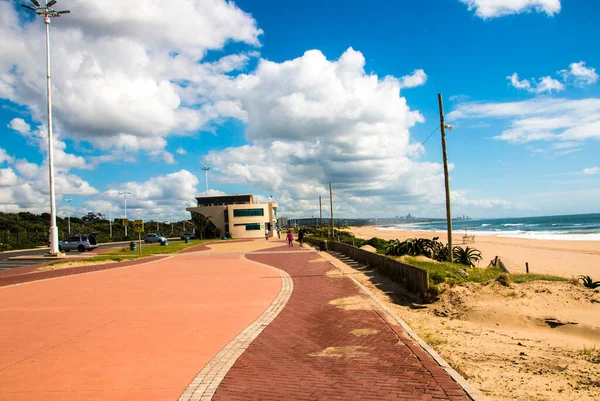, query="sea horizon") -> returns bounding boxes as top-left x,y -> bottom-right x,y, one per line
375,212 -> 600,241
